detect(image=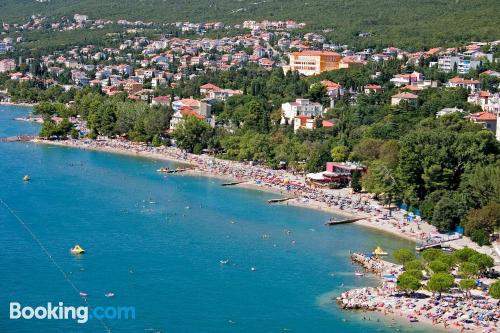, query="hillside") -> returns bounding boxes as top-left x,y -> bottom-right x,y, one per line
1,0 -> 499,48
